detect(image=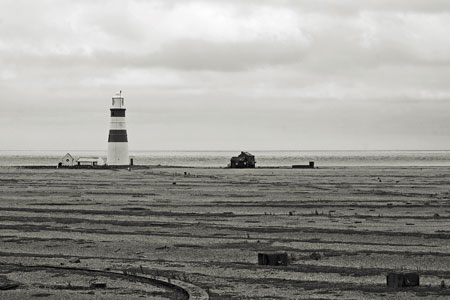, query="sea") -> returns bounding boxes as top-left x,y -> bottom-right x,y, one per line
1,150 -> 450,167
